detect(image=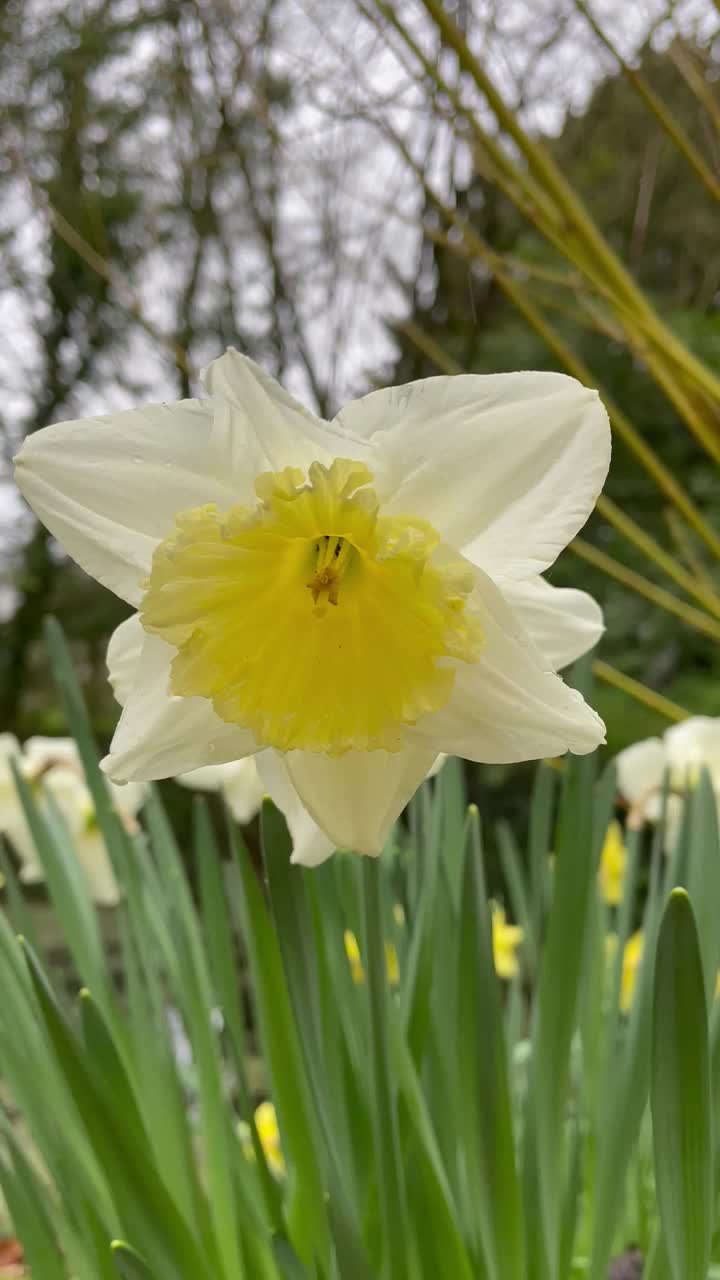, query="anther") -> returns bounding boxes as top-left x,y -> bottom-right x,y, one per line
307,536 -> 352,608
